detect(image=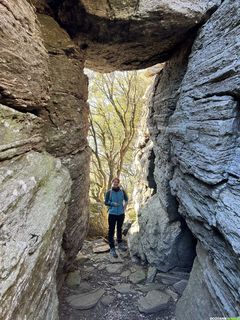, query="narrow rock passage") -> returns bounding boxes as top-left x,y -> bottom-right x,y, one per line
59,239 -> 189,320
